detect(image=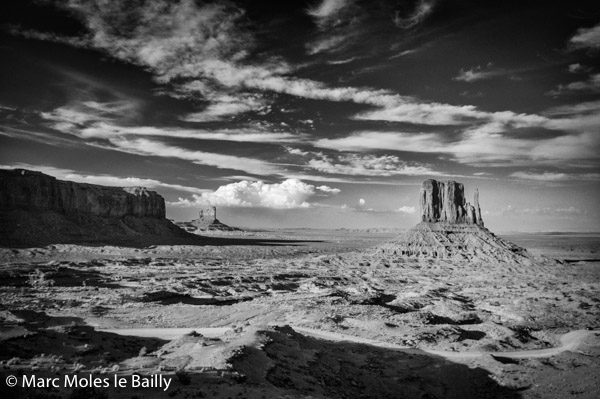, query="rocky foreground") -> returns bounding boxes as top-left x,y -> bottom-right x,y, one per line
0,230 -> 598,399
